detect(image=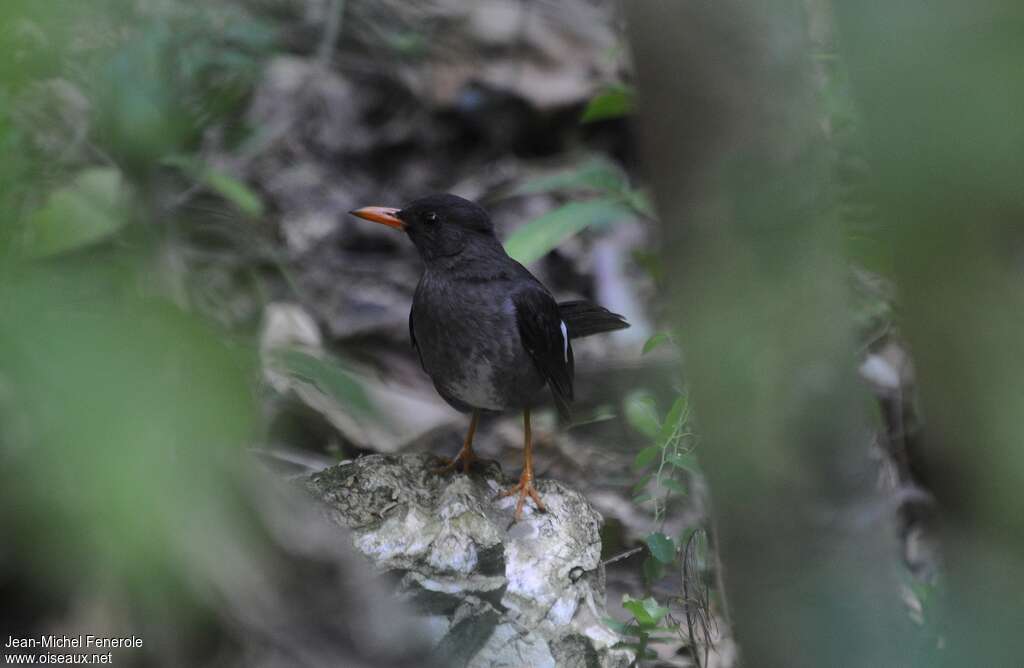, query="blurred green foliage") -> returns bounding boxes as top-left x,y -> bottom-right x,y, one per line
640,332 -> 671,356
0,2 -> 339,652
581,84 -> 635,124
512,155 -> 629,197
0,0 -> 388,426
88,4 -> 274,168
0,0 -> 275,259
505,155 -> 652,265
505,198 -> 630,265
163,154 -> 265,217
22,167 -> 132,257
0,260 -> 259,620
